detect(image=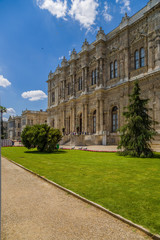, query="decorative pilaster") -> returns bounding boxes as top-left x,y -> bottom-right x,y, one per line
96,100 -> 100,134
155,33 -> 160,69
84,104 -> 88,133
99,99 -> 104,134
